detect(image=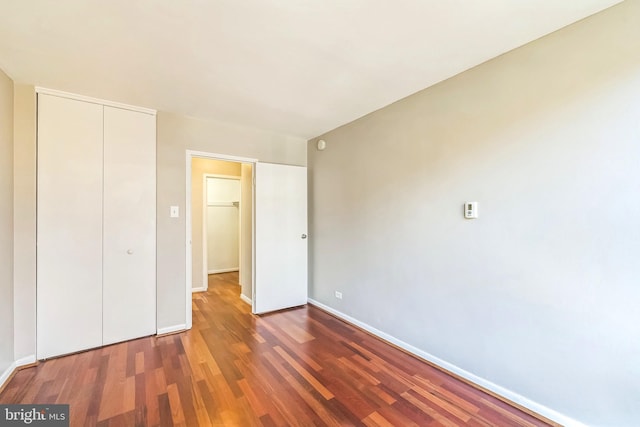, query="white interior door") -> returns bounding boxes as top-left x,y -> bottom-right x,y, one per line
254,163 -> 307,314
37,94 -> 104,359
102,106 -> 157,345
